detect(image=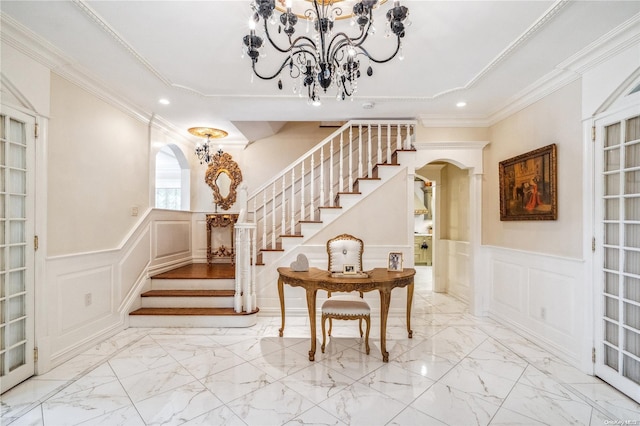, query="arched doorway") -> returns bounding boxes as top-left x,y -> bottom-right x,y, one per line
413,141 -> 489,316
154,144 -> 190,211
